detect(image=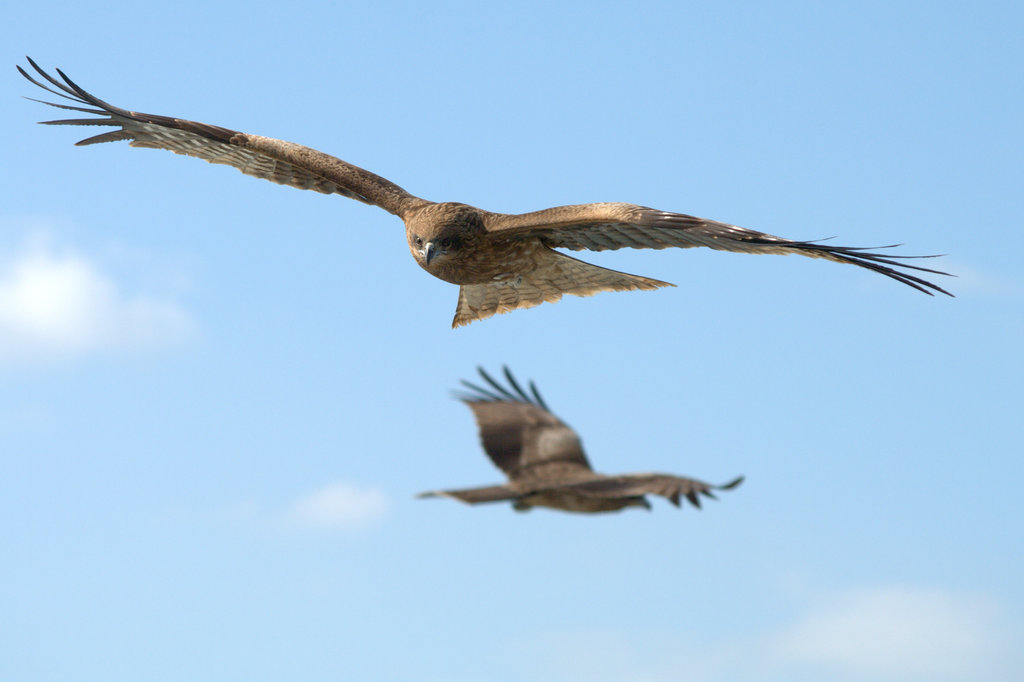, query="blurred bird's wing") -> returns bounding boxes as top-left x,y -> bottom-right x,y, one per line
562,473 -> 745,508
456,366 -> 594,482
416,485 -> 518,505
